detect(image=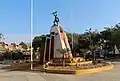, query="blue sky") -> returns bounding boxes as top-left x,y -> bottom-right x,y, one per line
0,0 -> 30,43
0,0 -> 120,43
34,0 -> 120,35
